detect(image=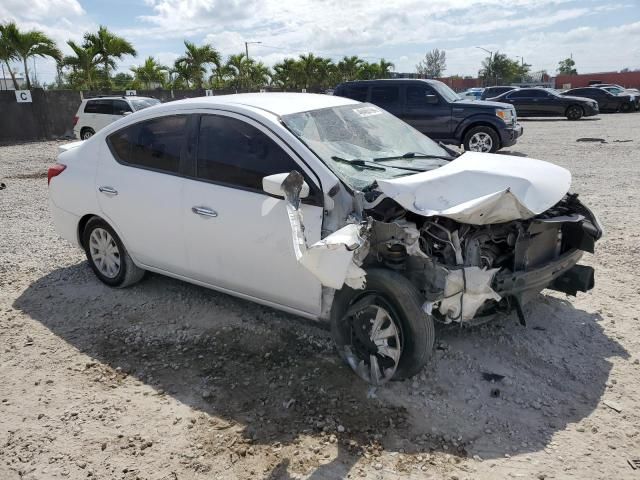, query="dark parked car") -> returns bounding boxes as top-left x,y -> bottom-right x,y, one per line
334,79 -> 523,153
480,86 -> 517,100
561,87 -> 637,112
488,88 -> 599,120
